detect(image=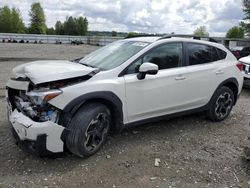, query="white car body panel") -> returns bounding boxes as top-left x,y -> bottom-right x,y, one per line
49,71 -> 128,122
240,56 -> 250,65
7,79 -> 30,90
12,60 -> 96,84
124,66 -> 213,122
